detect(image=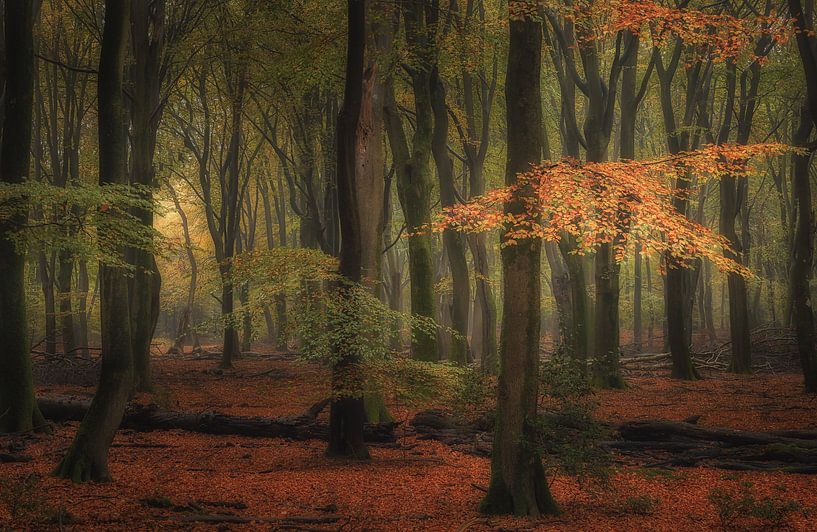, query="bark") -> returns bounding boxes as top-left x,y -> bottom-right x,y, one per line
219,46 -> 249,370
459,29 -> 498,371
654,41 -> 707,380
480,15 -> 558,517
633,243 -> 643,351
431,64 -> 470,366
790,106 -> 817,393
382,1 -> 437,361
128,0 -> 166,391
327,0 -> 369,460
75,260 -> 91,358
54,0 -> 133,482
56,252 -> 76,355
38,252 -> 58,356
167,183 -> 200,355
788,0 -> 817,393
0,0 -> 47,434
